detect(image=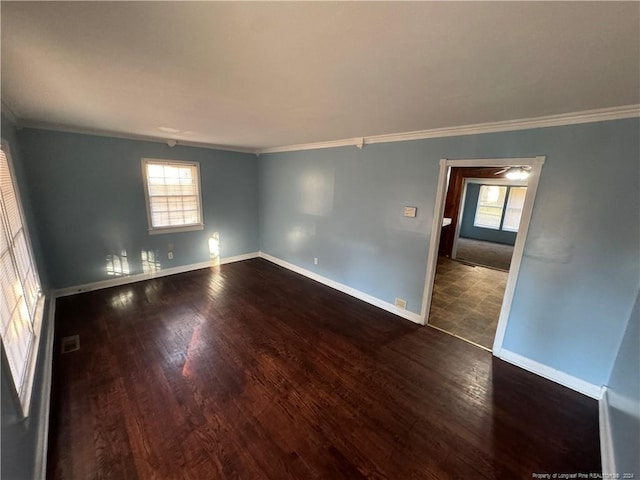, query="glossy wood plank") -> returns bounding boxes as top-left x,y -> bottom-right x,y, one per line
47,259 -> 600,479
